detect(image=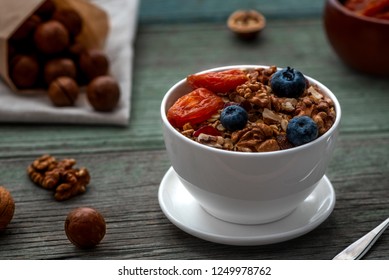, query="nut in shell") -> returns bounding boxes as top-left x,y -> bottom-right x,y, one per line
9,55 -> 40,89
0,186 -> 15,231
48,77 -> 79,106
87,75 -> 120,112
227,10 -> 266,40
79,49 -> 109,81
44,58 -> 77,85
65,207 -> 106,248
34,20 -> 69,54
